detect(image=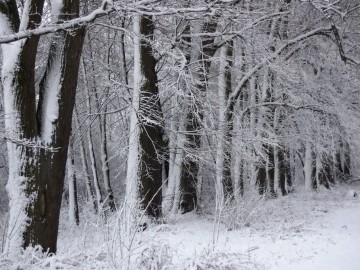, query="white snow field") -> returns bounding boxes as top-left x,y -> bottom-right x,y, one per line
1,183 -> 360,269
